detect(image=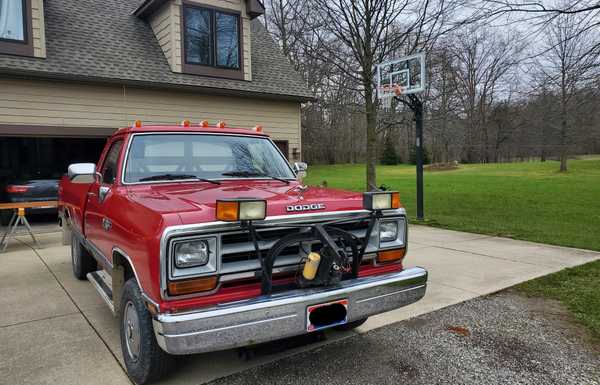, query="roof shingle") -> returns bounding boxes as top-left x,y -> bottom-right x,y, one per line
0,0 -> 313,101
